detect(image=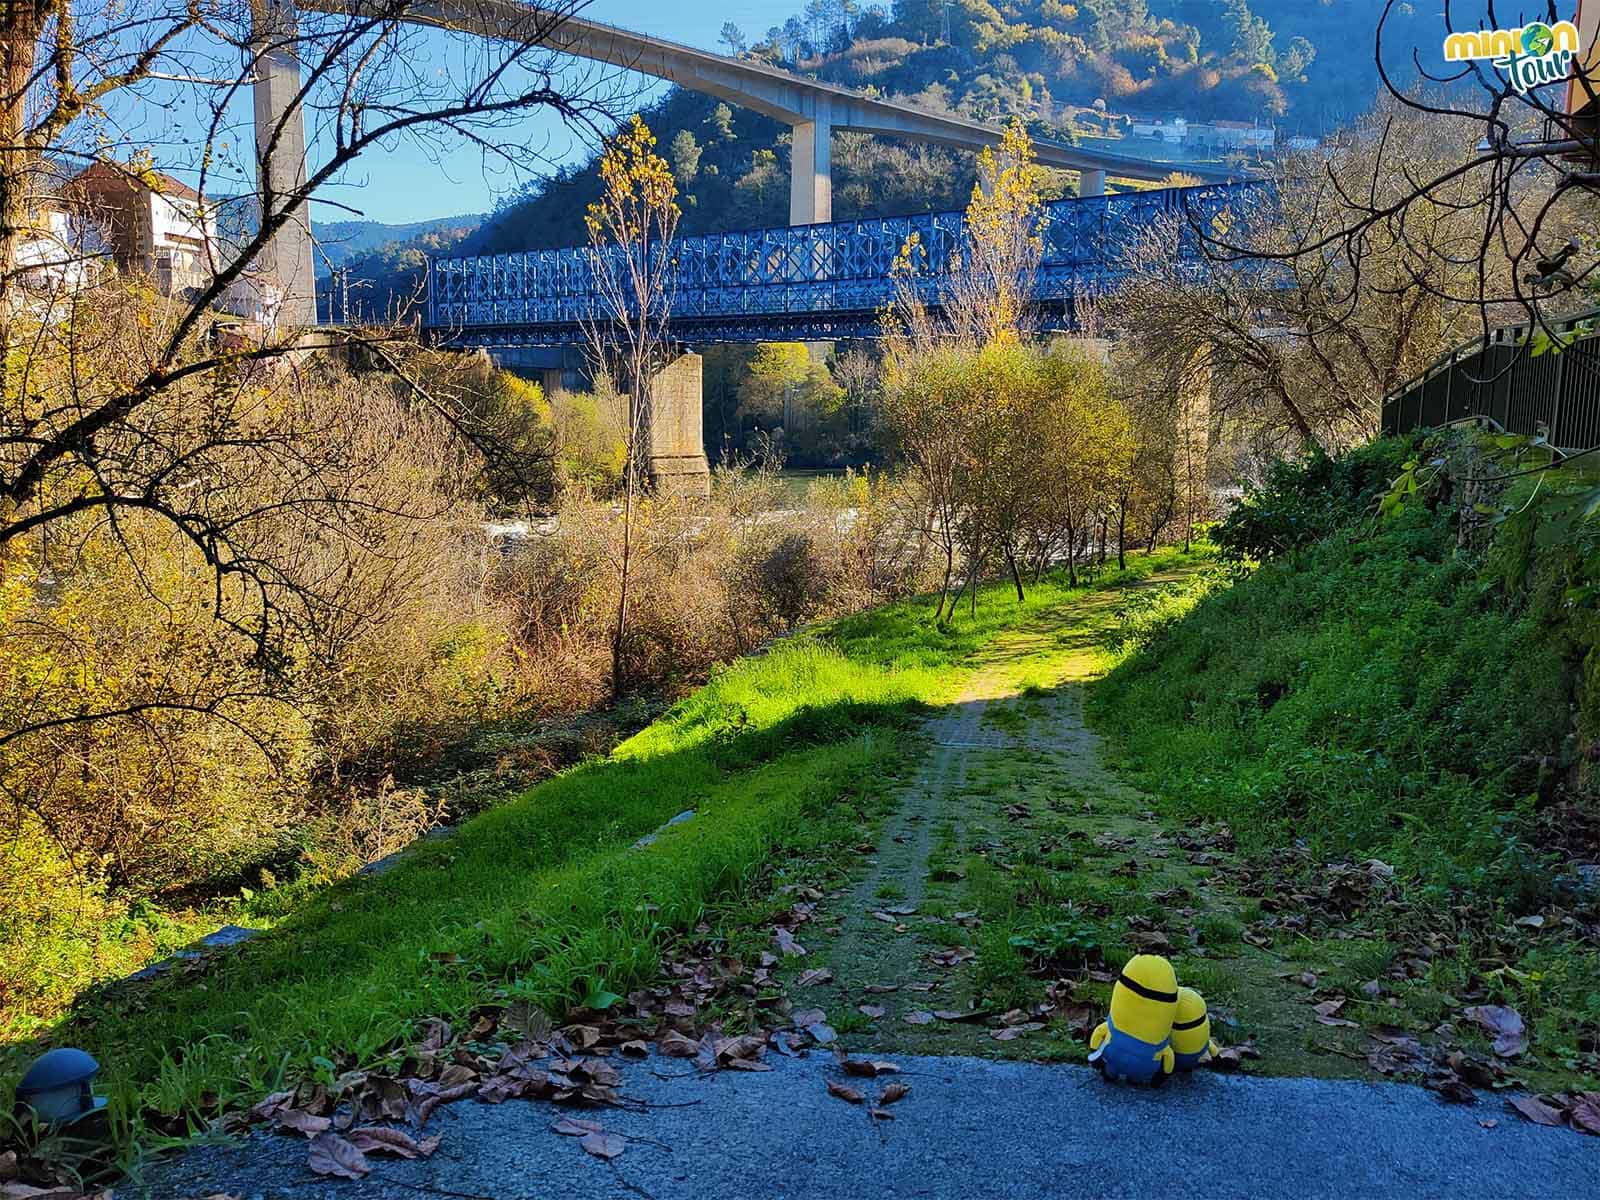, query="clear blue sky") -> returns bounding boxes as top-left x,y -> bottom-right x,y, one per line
315,1 -> 803,225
